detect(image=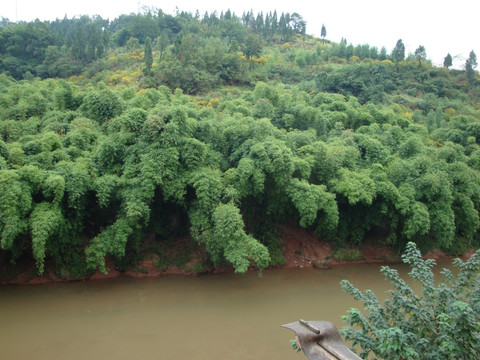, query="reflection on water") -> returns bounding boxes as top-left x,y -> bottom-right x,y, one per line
0,261 -> 451,360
